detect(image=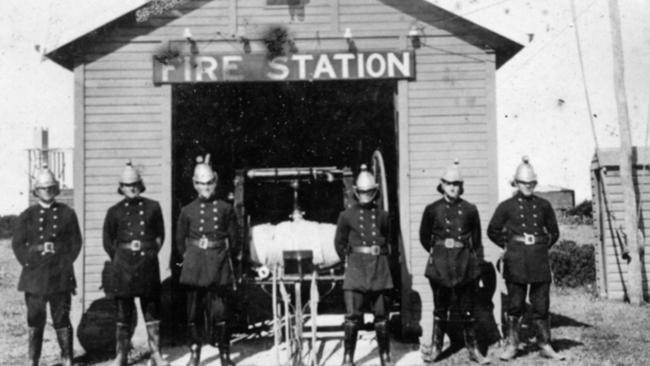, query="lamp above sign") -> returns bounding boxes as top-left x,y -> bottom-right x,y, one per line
152,51 -> 415,84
